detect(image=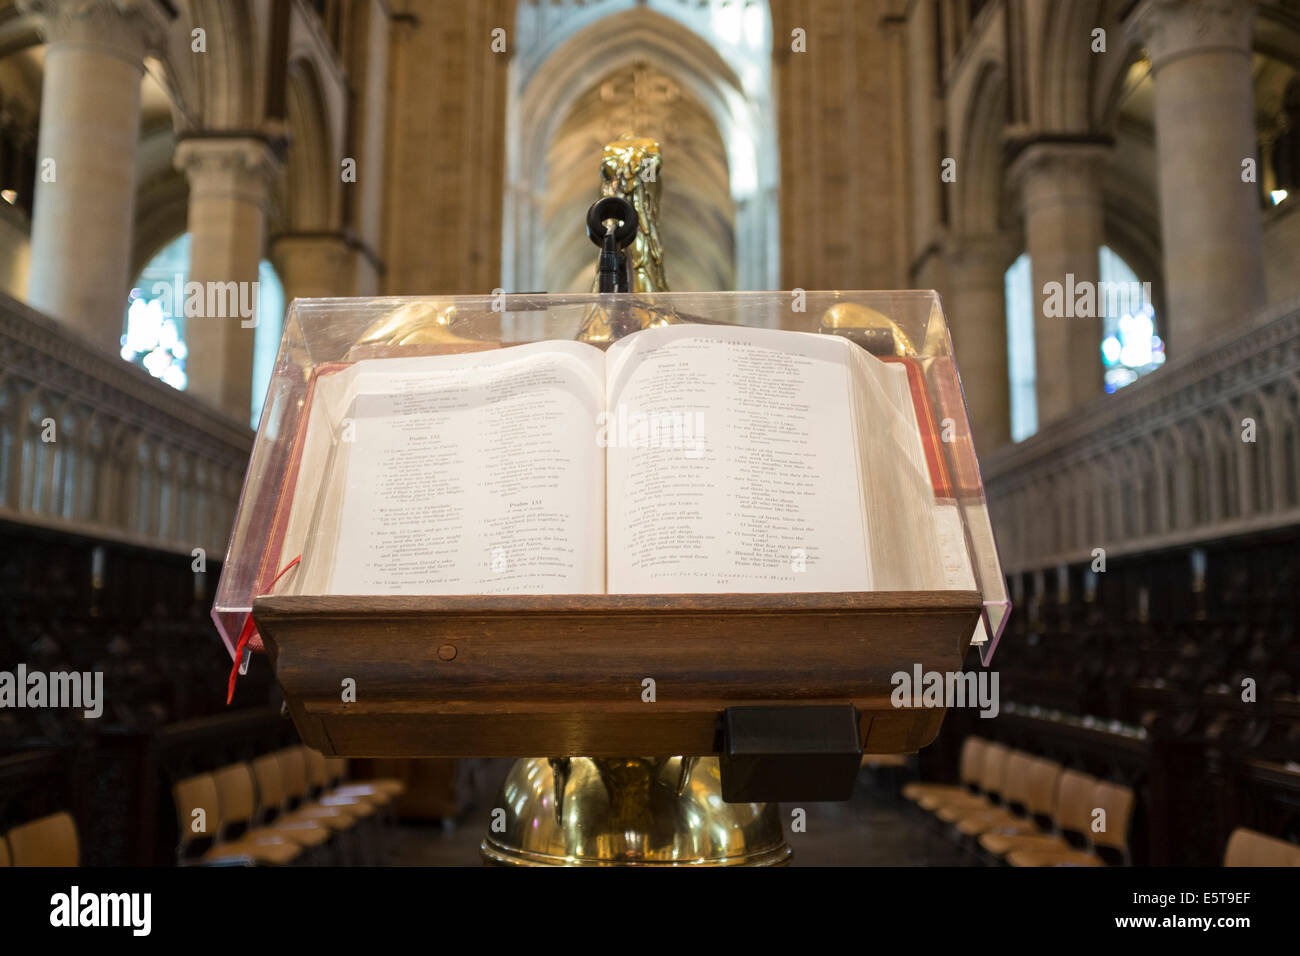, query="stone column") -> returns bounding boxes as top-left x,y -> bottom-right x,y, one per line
945,234 -> 1012,453
1129,0 -> 1264,353
24,0 -> 166,351
1009,141 -> 1108,428
348,0 -> 391,296
270,233 -> 355,301
174,136 -> 280,423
